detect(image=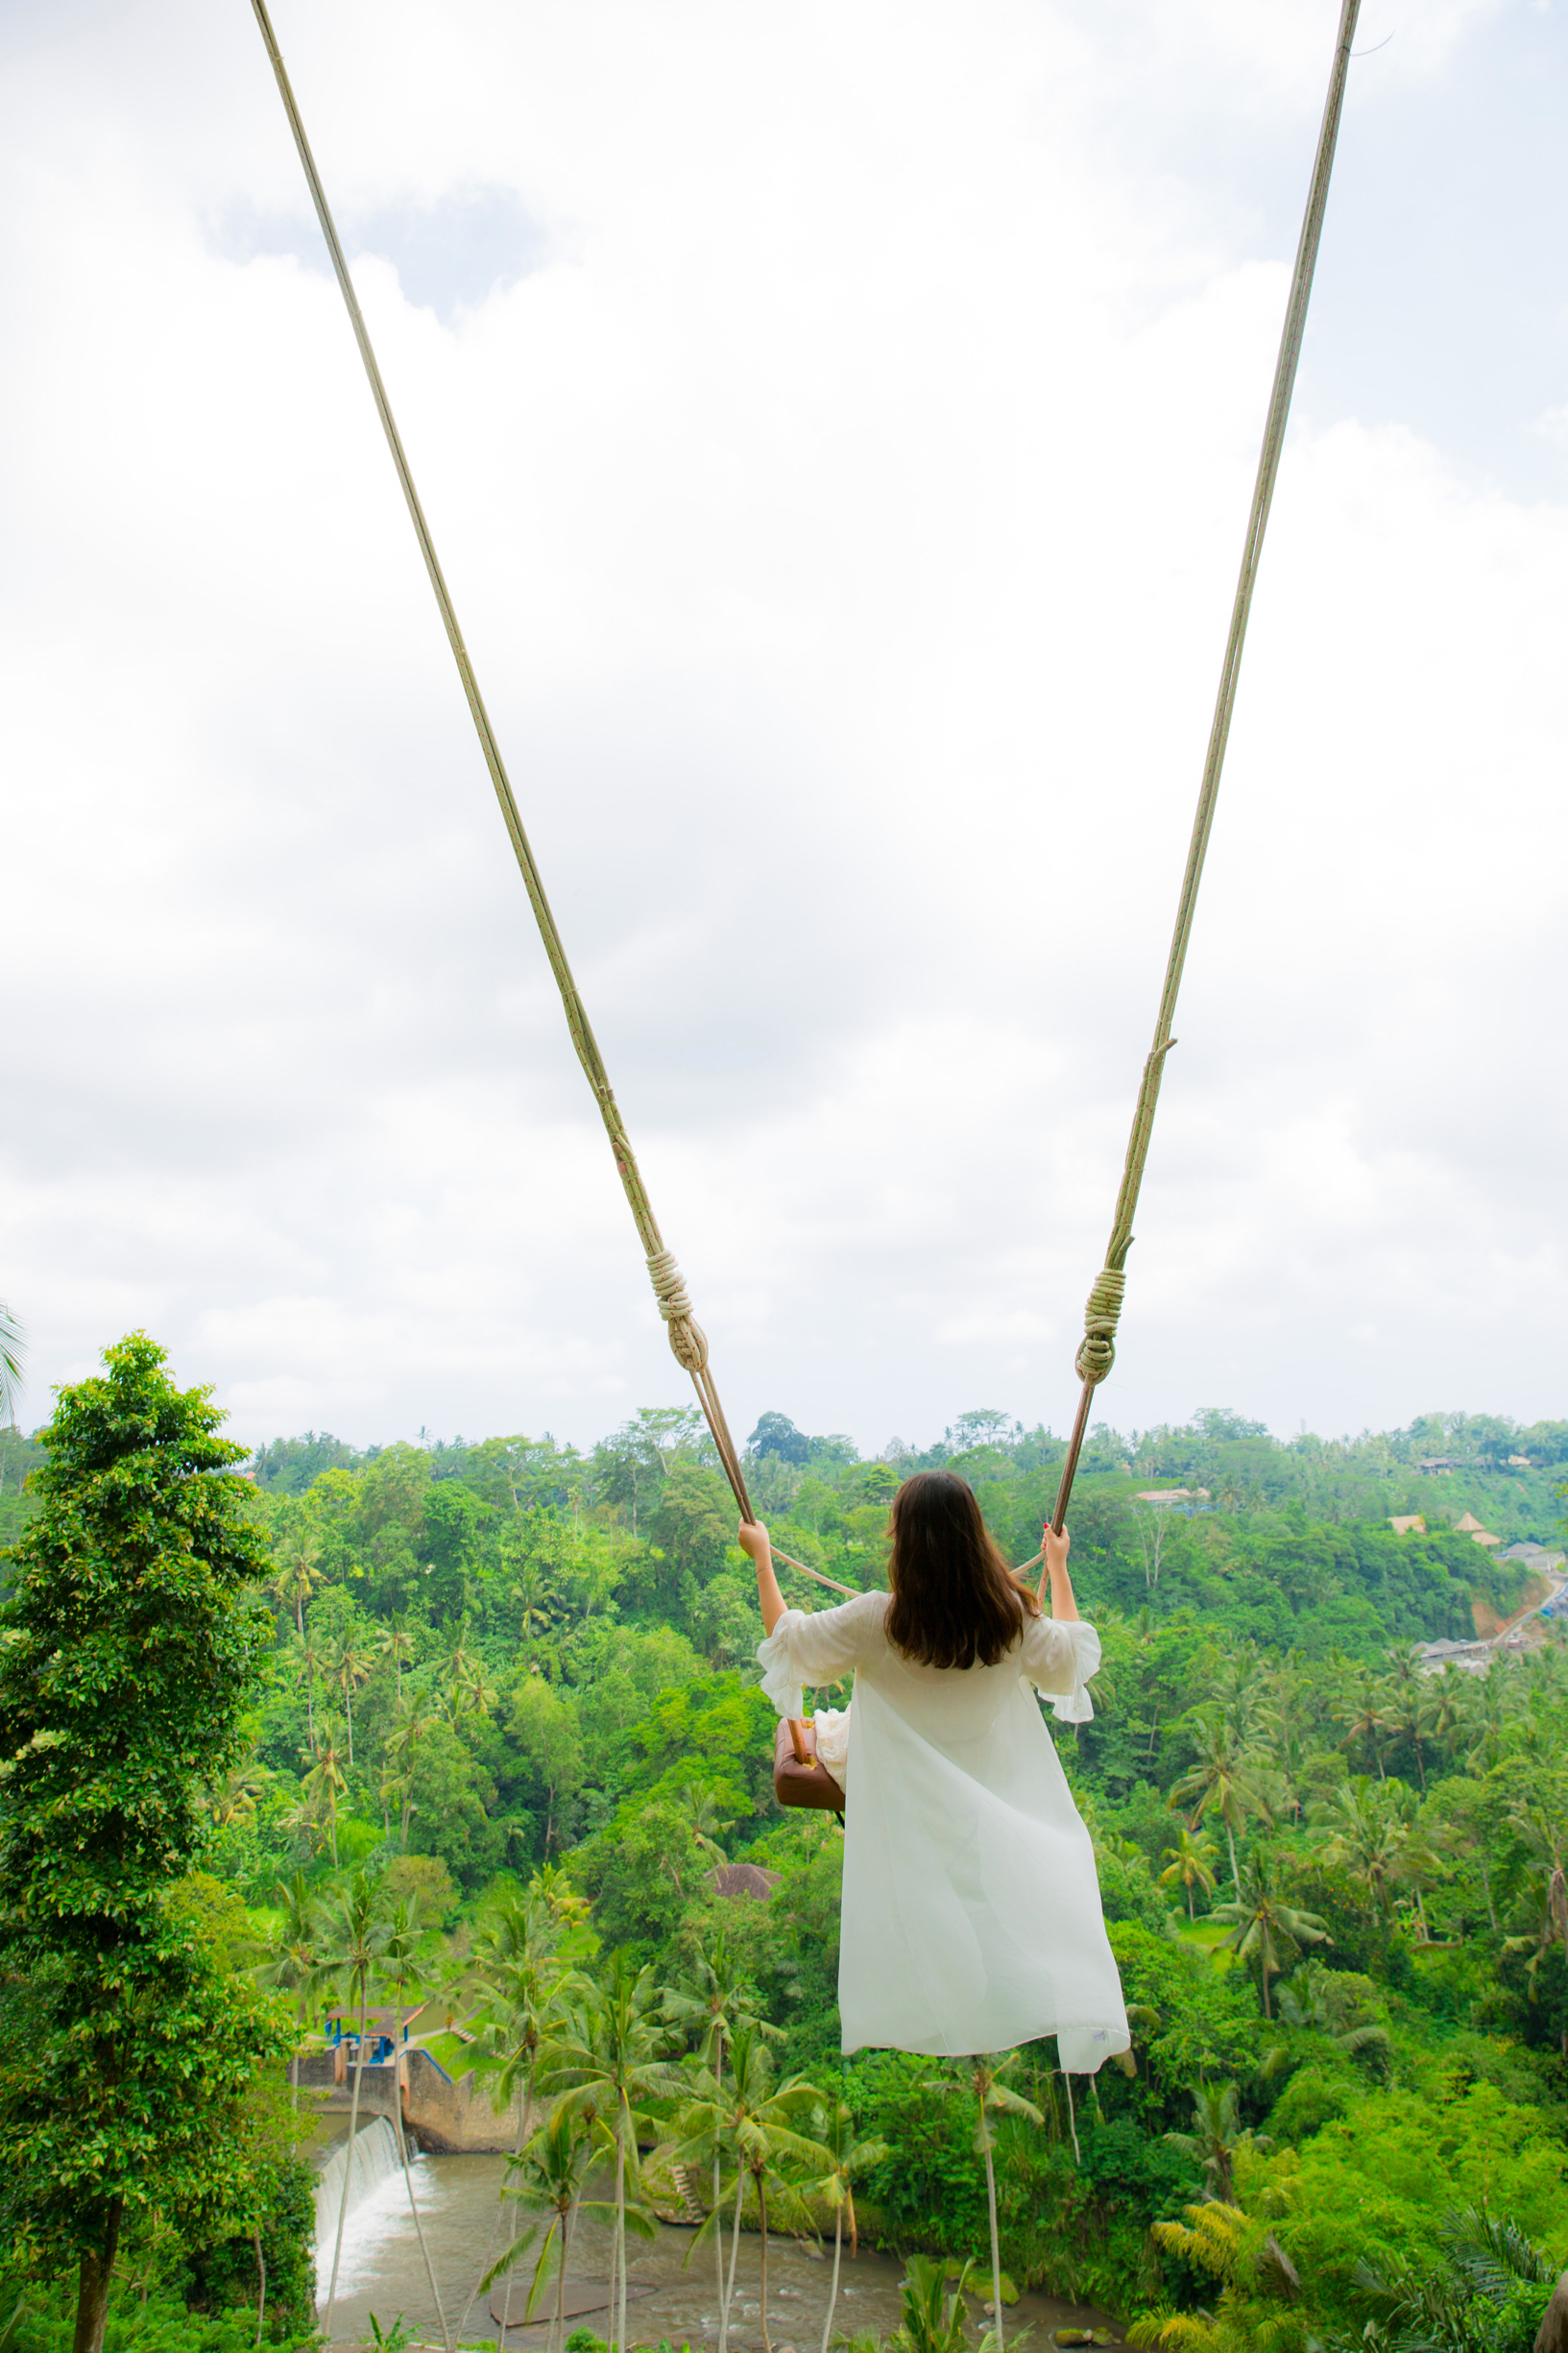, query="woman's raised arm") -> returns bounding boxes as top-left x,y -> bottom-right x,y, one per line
1043,1522 -> 1079,1622
737,1518 -> 787,1633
